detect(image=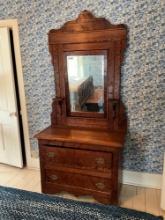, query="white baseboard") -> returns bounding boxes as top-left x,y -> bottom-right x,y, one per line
26,159 -> 162,189
122,170 -> 162,189
26,157 -> 39,170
